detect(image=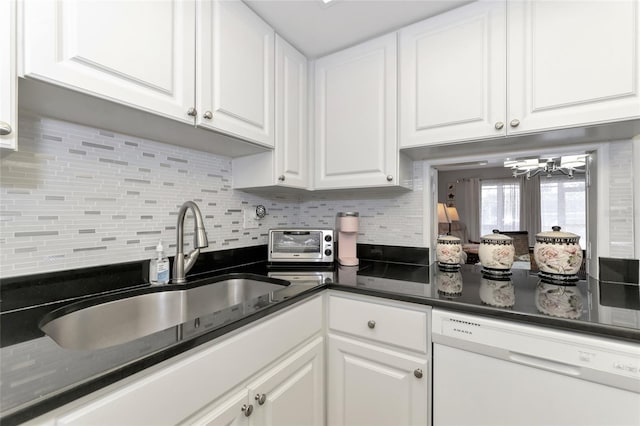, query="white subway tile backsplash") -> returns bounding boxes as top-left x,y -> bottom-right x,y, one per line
608,141 -> 635,258
1,114 -> 426,278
